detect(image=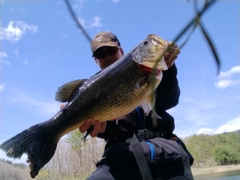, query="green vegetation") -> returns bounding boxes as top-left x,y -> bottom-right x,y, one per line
184,131 -> 240,167
66,129 -> 86,152
1,130 -> 239,179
